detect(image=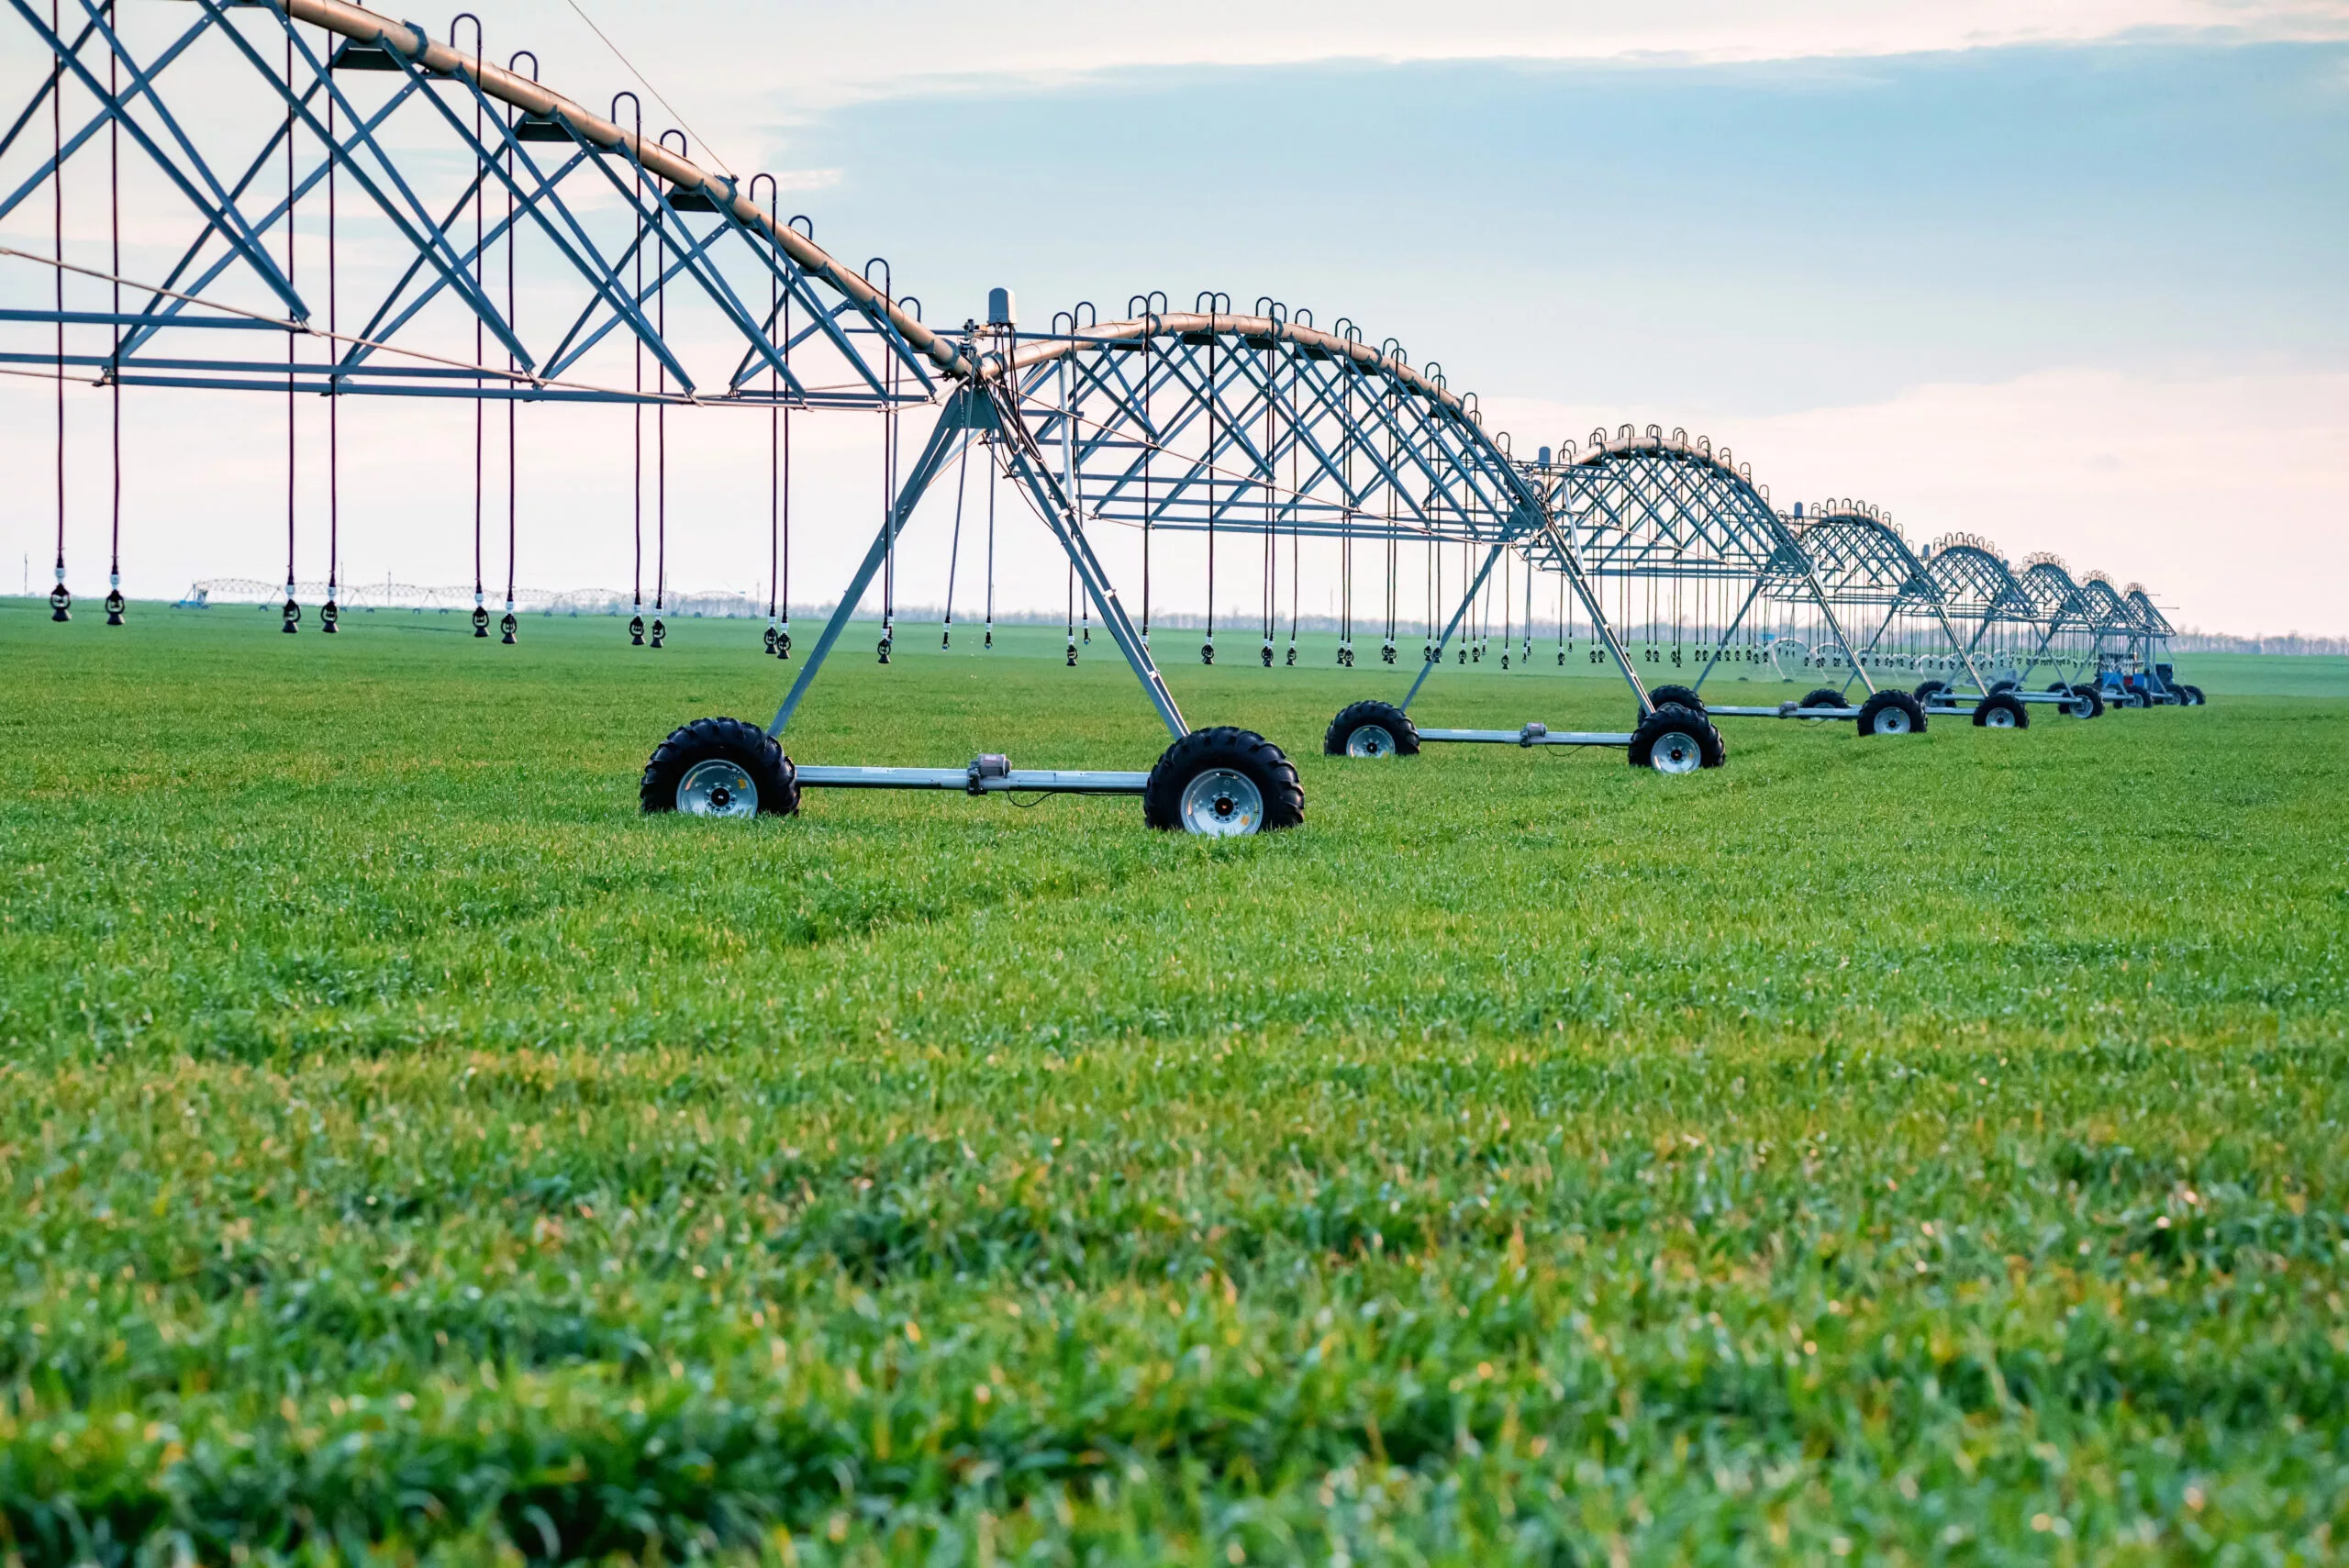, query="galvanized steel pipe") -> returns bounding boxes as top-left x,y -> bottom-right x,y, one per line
277,0 -> 970,378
